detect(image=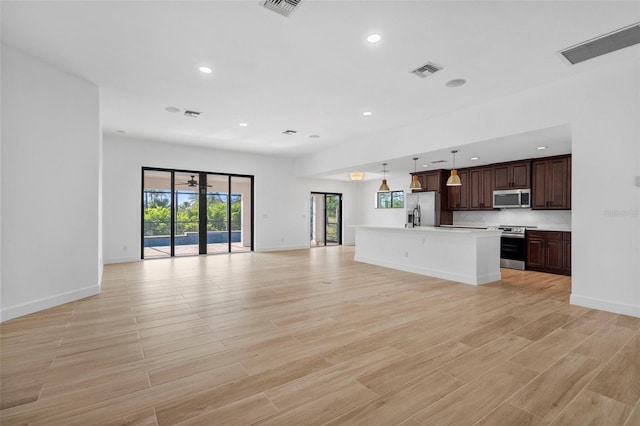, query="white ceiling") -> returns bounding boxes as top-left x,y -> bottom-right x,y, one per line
320,124 -> 573,181
2,1 -> 638,177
